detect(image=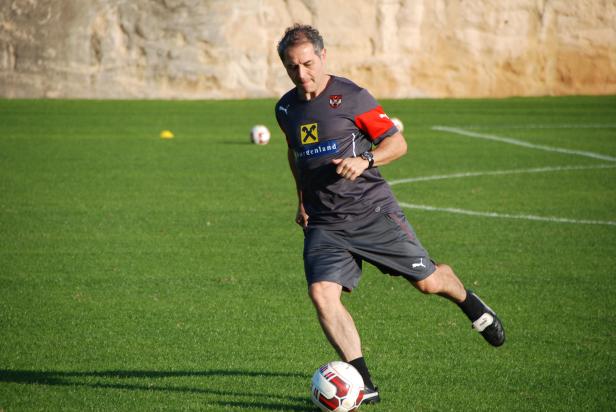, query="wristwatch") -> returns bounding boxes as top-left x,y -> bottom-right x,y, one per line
360,151 -> 375,168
